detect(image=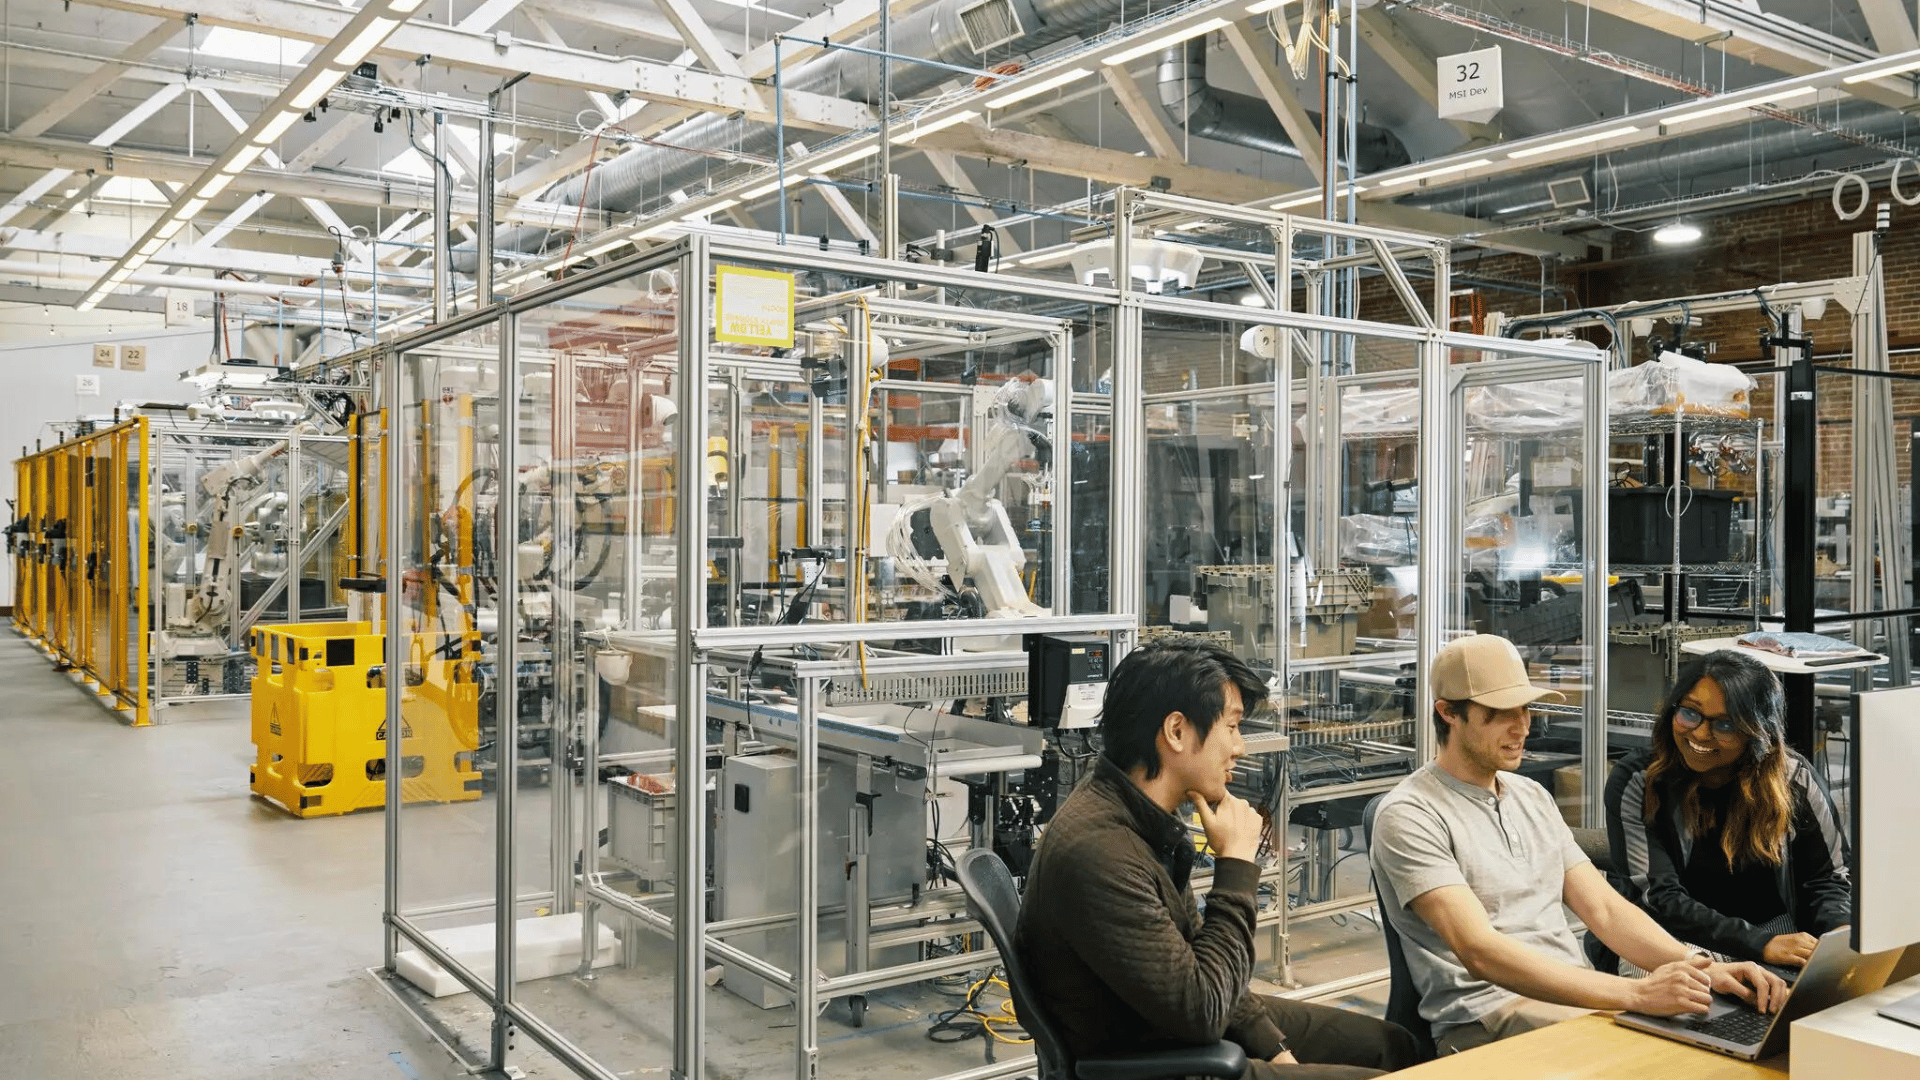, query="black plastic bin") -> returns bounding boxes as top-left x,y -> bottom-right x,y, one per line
1609,486 -> 1737,564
